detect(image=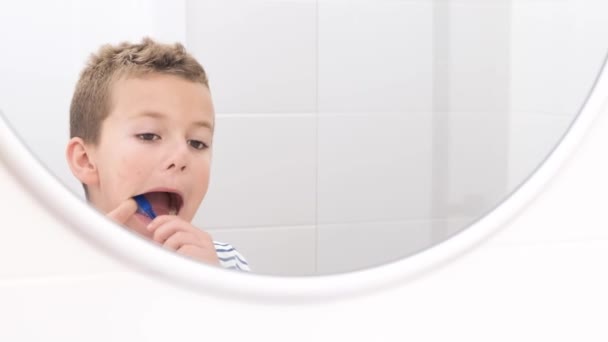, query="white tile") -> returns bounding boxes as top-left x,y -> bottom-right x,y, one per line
186,0 -> 317,113
445,1 -> 511,112
207,226 -> 317,276
510,1 -> 608,116
316,220 -> 434,275
317,113 -> 433,224
317,0 -> 433,113
445,216 -> 477,238
72,1 -> 187,47
432,111 -> 510,219
507,113 -> 573,191
429,216 -> 477,243
194,115 -> 316,228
